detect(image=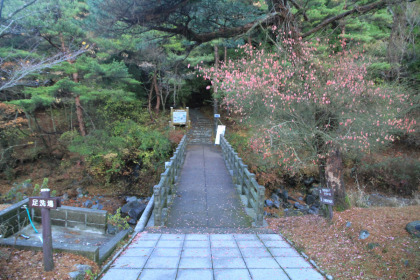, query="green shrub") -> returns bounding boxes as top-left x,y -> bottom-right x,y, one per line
359,156 -> 420,196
